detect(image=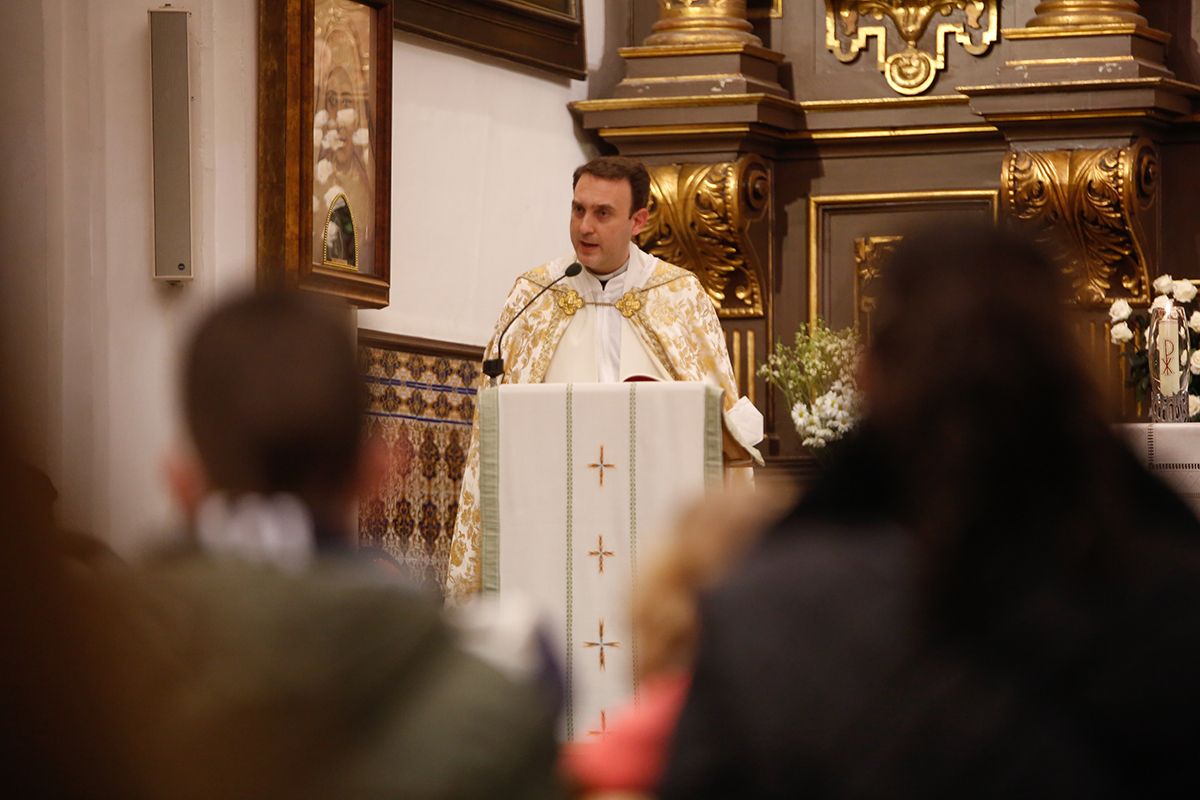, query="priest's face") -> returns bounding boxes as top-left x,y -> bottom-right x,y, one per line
570,174 -> 650,274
